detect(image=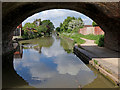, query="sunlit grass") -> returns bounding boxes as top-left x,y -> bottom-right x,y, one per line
60,32 -> 104,46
